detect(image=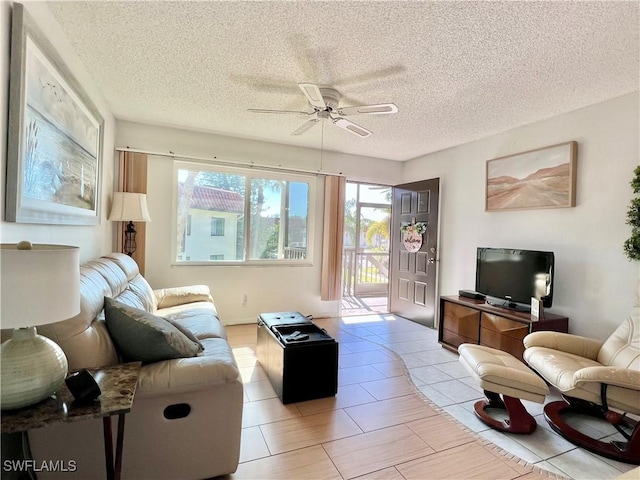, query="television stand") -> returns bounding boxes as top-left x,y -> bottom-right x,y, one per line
485,297 -> 530,312
438,295 -> 569,361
